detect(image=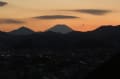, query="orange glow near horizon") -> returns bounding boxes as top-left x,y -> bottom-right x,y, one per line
0,18 -> 119,32
0,0 -> 120,32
